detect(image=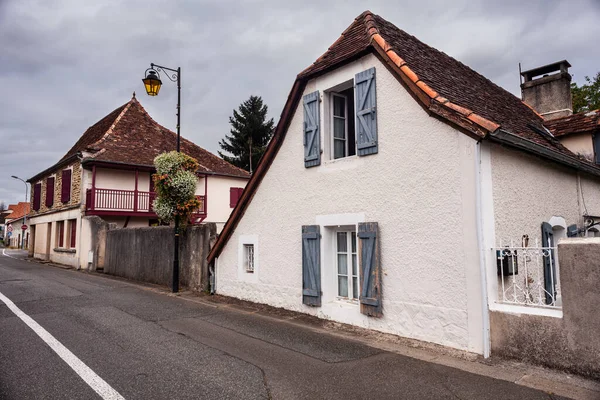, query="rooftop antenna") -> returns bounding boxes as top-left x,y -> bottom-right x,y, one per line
519,62 -> 523,86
